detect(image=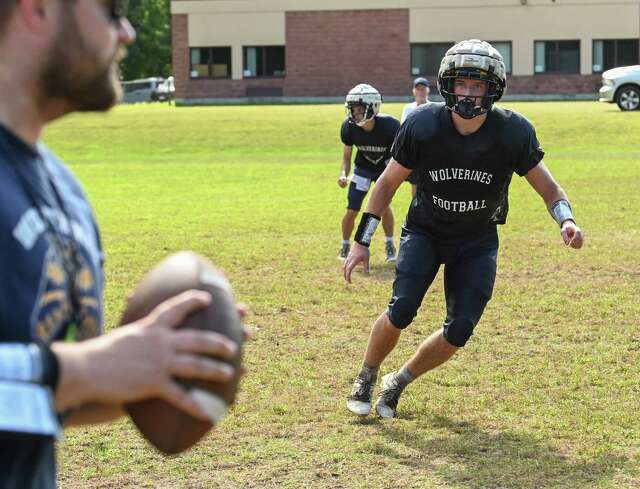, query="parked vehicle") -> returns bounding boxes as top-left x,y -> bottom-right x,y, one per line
598,65 -> 640,111
121,77 -> 175,103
